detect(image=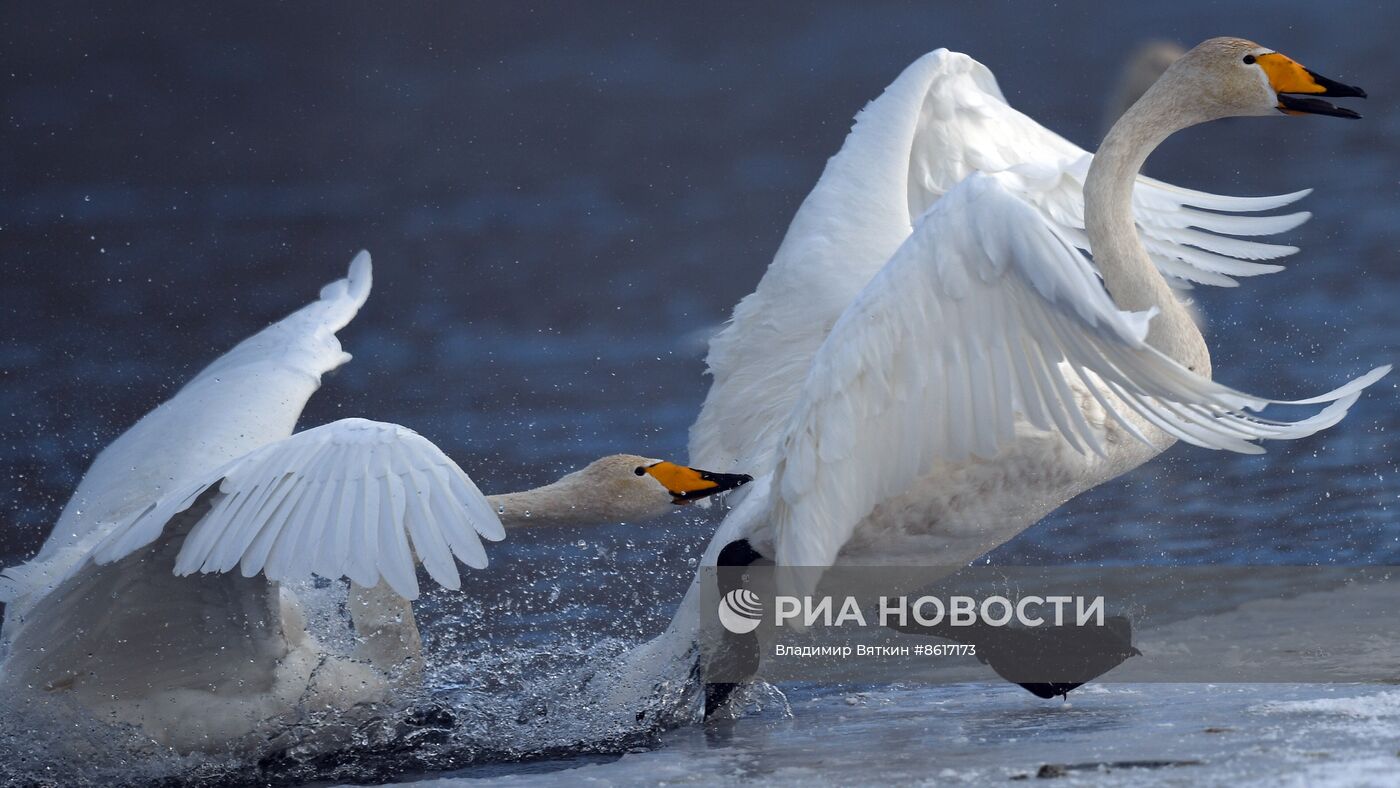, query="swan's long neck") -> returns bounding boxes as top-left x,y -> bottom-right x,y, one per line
487,474 -> 660,529
487,482 -> 590,528
1084,80 -> 1212,375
